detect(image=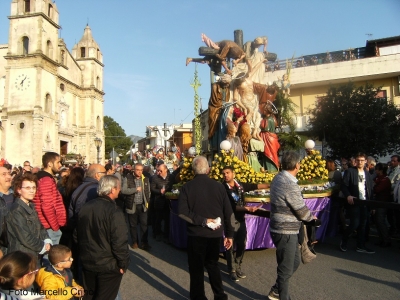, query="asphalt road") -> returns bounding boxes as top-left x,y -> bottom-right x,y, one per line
120,231 -> 400,300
